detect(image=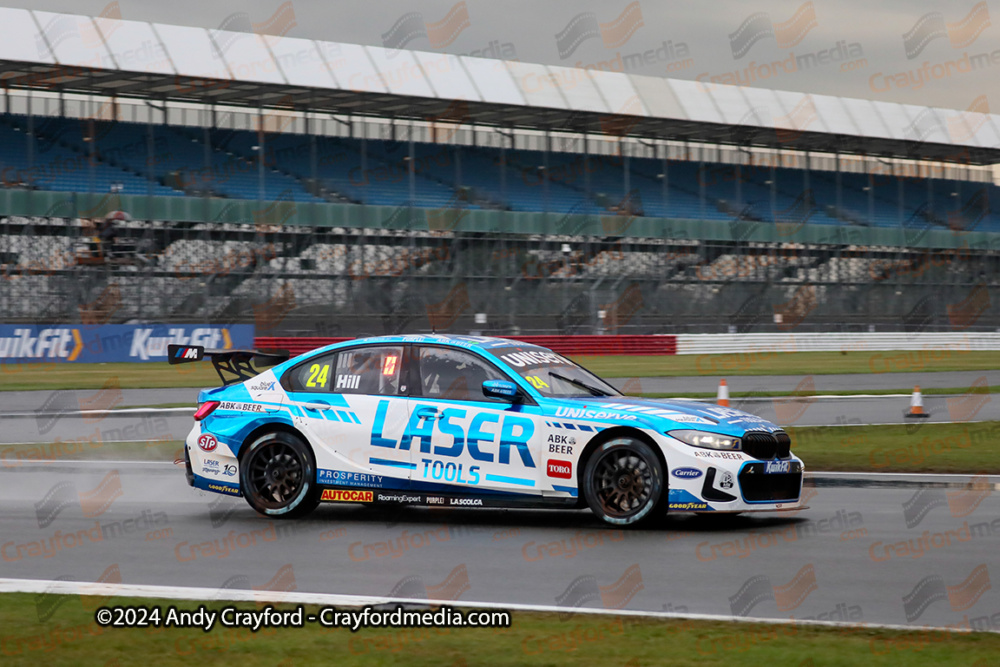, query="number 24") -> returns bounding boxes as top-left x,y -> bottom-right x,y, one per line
306,364 -> 330,388
524,375 -> 549,389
